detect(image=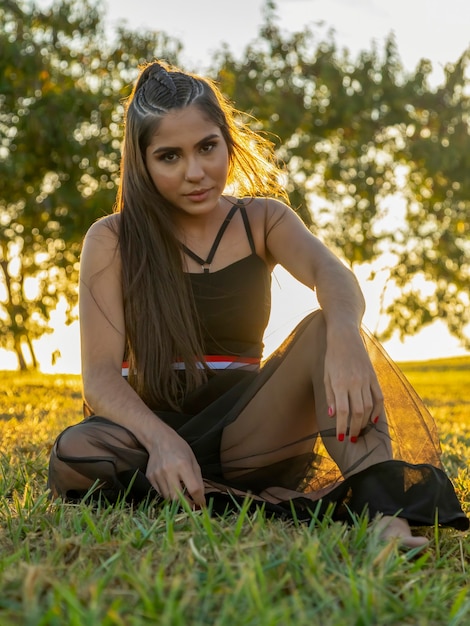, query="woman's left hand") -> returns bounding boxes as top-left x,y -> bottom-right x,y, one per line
324,329 -> 384,443
259,197 -> 384,442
